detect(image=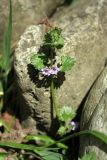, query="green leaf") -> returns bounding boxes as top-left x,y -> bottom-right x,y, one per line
58,106 -> 76,122
80,152 -> 96,160
0,141 -> 44,160
37,150 -> 65,160
60,56 -> 75,72
57,143 -> 68,150
0,140 -> 65,160
57,126 -> 66,136
0,153 -> 9,160
58,124 -> 74,136
44,27 -> 64,49
57,130 -> 107,145
2,0 -> 12,73
24,134 -> 55,146
44,130 -> 107,150
0,141 -> 39,152
31,54 -> 45,70
25,134 -> 68,150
